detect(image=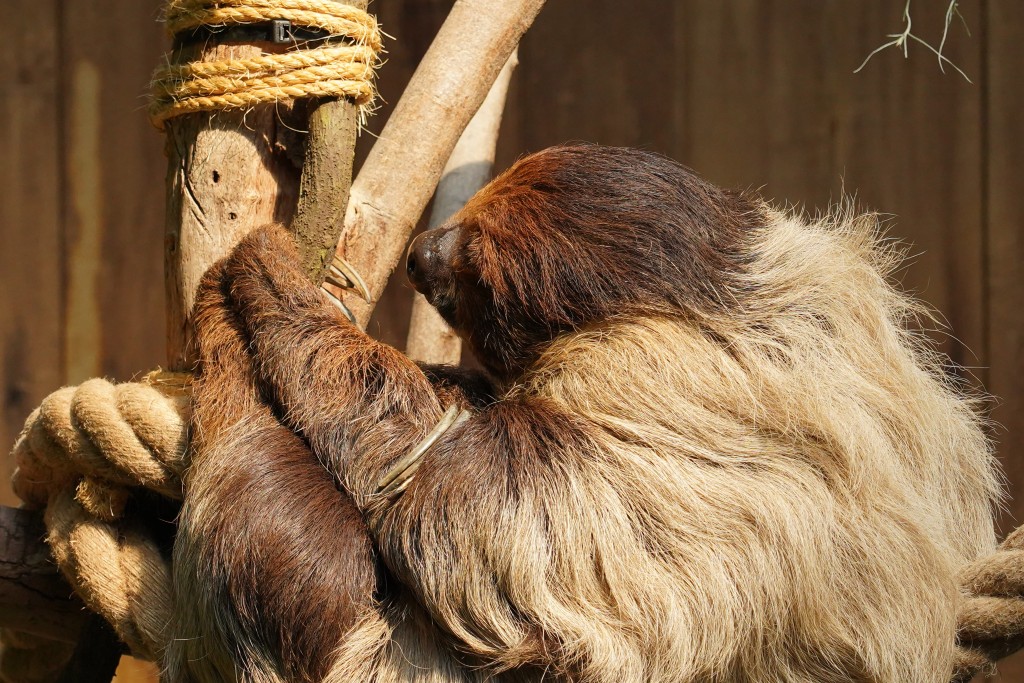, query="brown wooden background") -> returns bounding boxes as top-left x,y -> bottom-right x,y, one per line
2,1 -> 1022,681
